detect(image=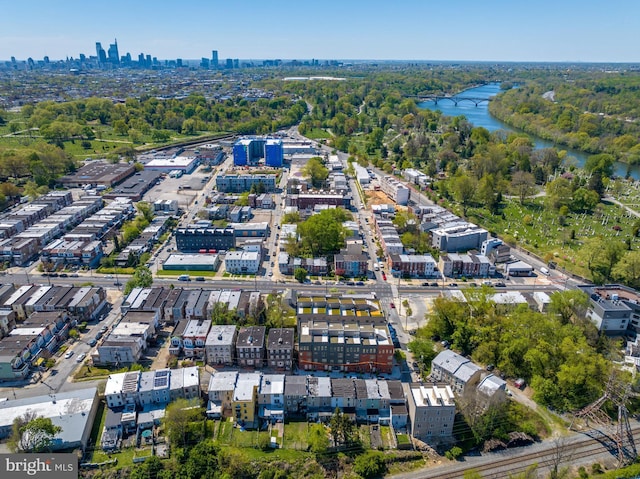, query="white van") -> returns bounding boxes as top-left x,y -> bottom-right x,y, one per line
540,267 -> 550,276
